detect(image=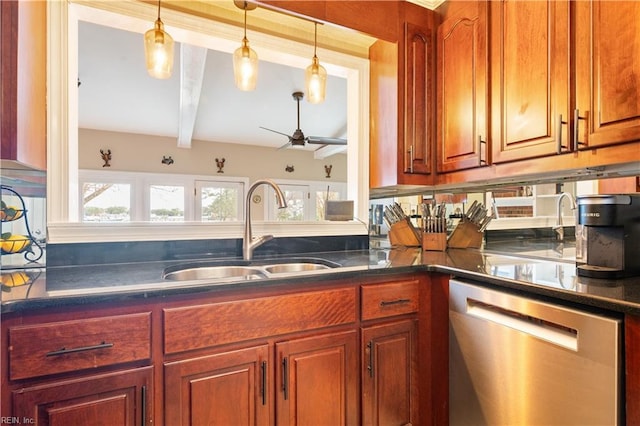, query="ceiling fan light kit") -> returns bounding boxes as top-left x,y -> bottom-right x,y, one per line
305,22 -> 327,104
144,0 -> 174,79
233,1 -> 259,91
